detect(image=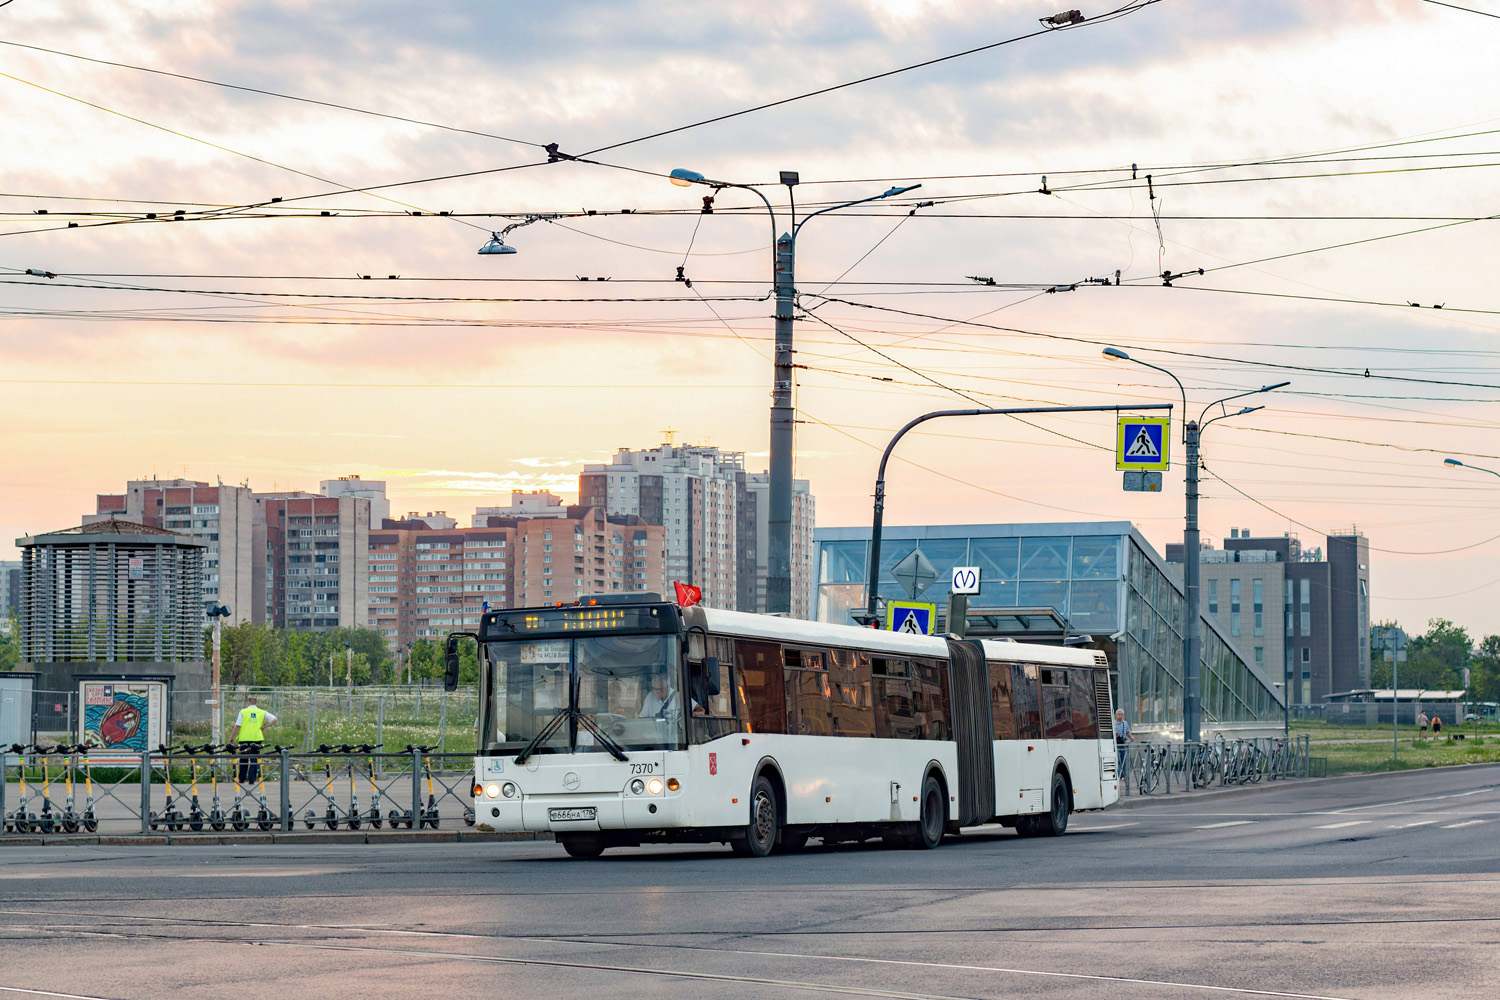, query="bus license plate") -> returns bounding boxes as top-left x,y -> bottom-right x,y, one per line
549,807 -> 596,822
